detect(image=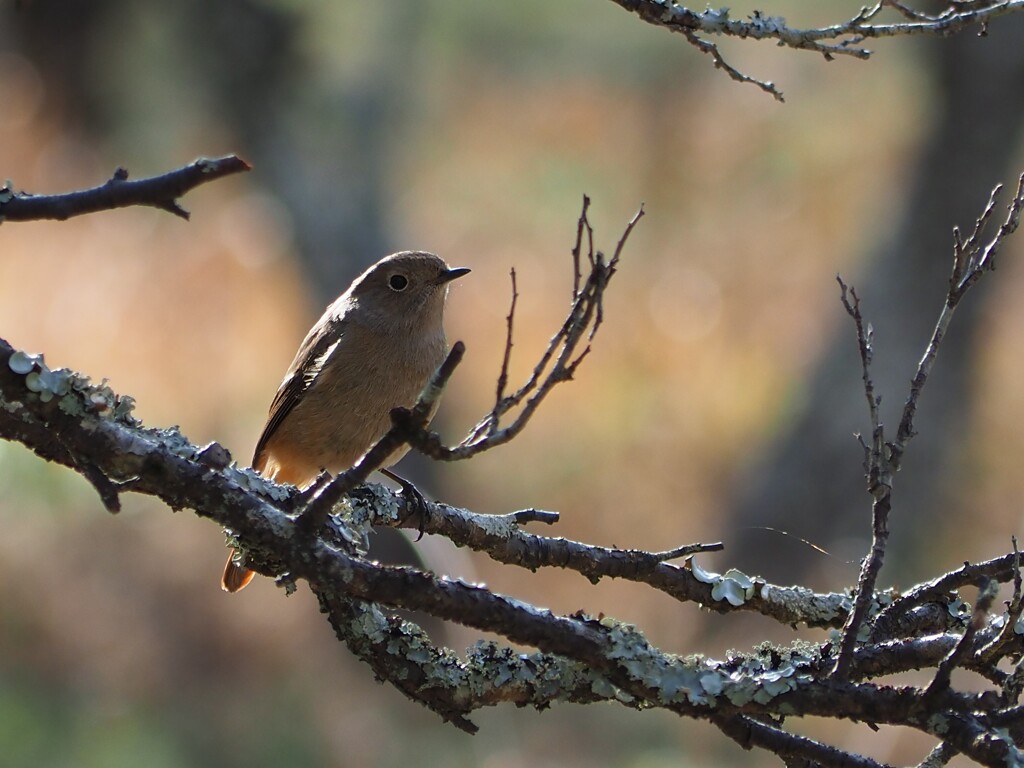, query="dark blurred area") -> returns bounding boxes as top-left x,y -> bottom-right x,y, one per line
2,2 -> 1023,766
